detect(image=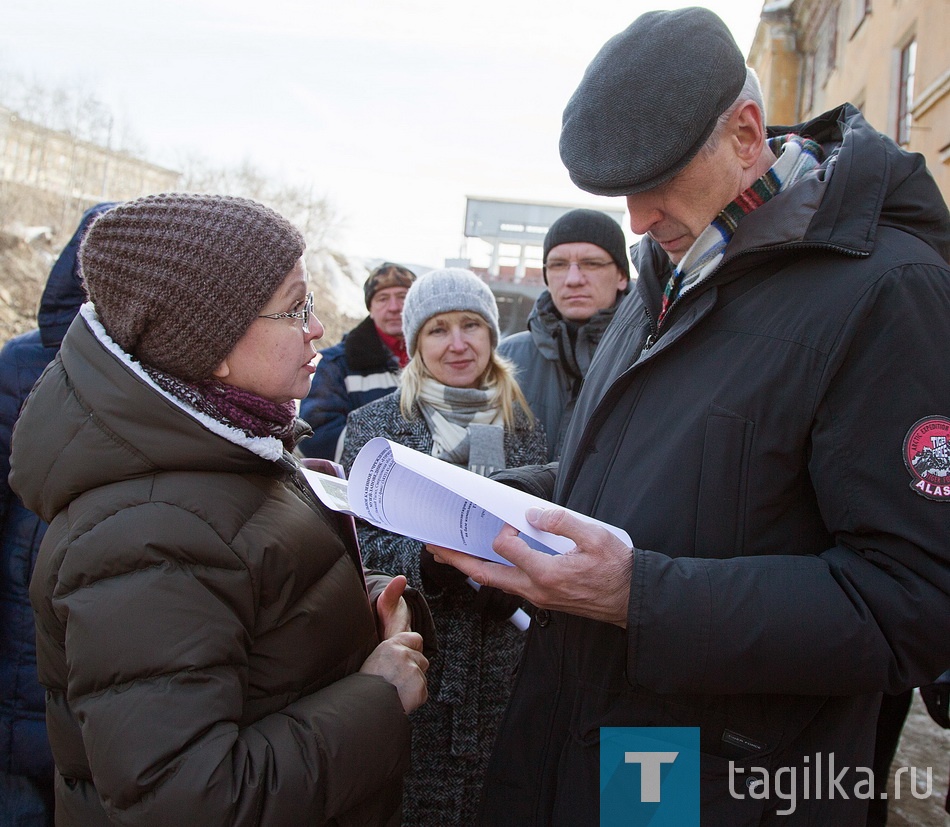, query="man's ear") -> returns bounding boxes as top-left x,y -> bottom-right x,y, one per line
731,100 -> 767,170
212,358 -> 230,380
